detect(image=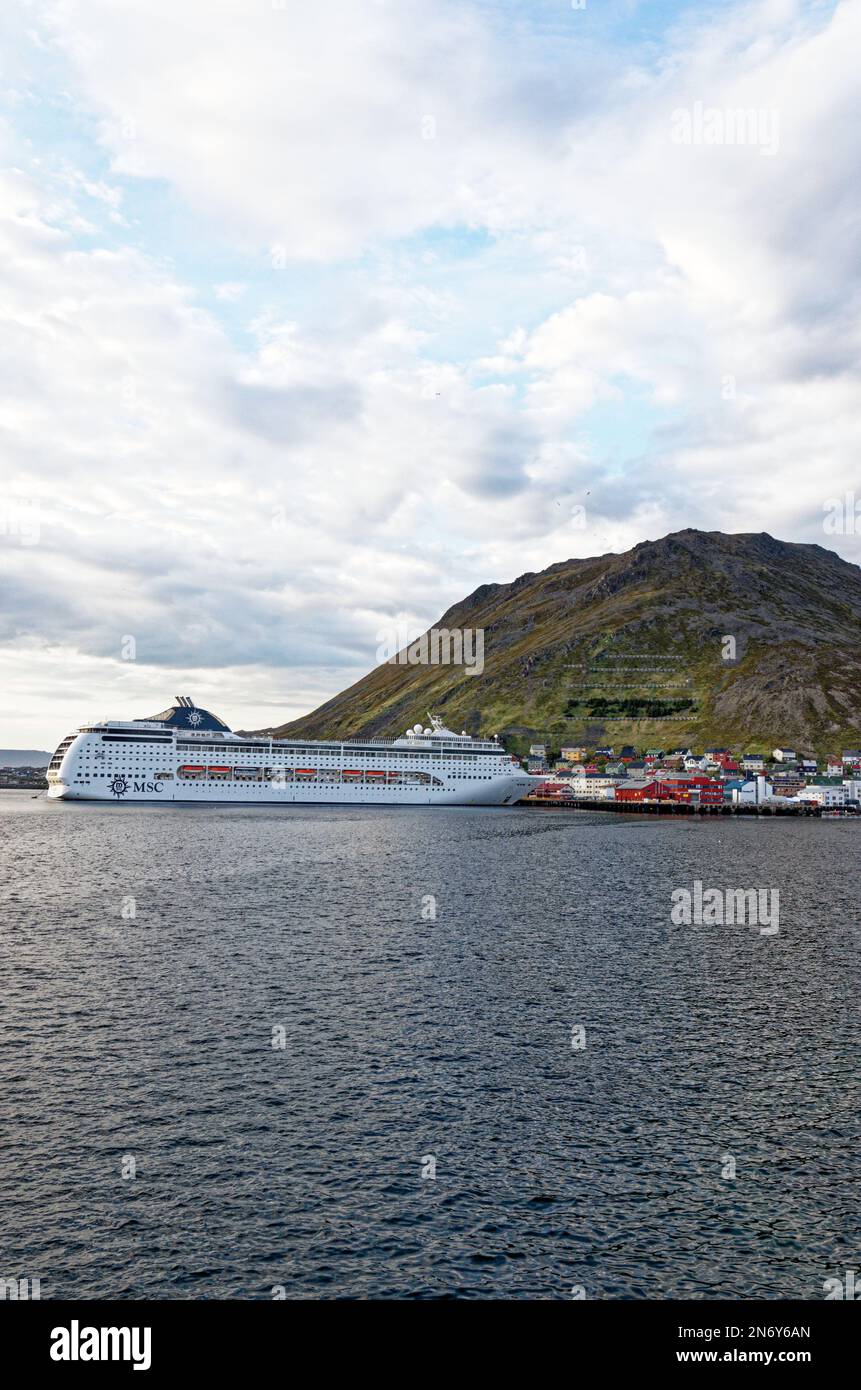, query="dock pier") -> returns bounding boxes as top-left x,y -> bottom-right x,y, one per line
520,797 -> 822,817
